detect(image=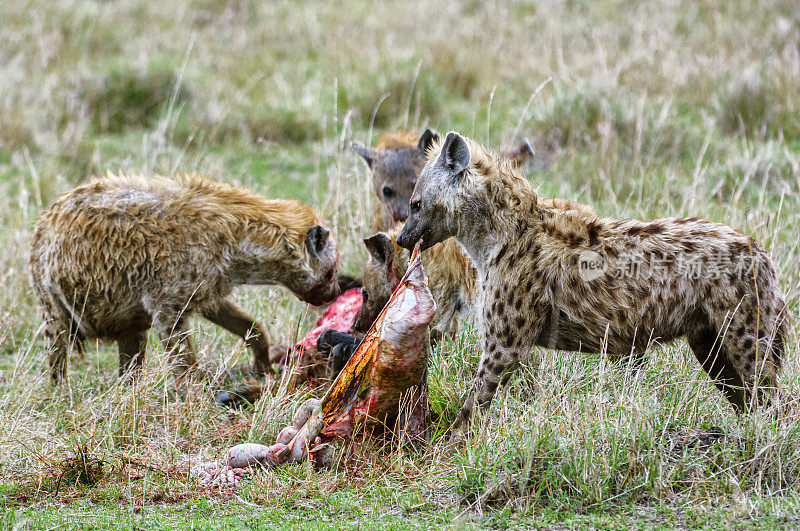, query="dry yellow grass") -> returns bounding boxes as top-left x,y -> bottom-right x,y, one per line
0,0 -> 799,527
